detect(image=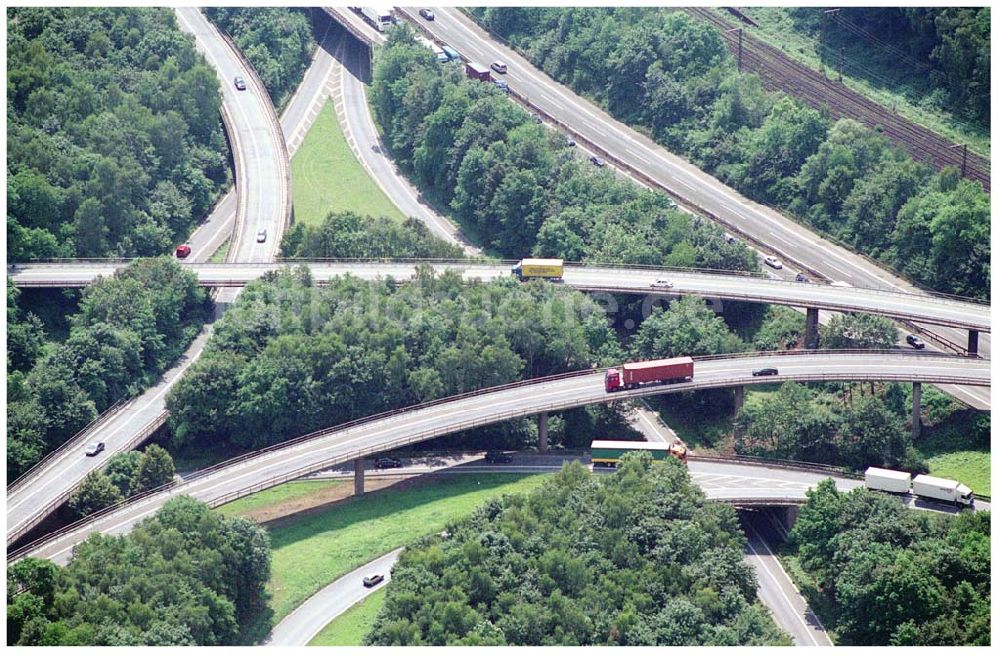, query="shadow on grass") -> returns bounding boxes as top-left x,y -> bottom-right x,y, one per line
265,472 -> 540,551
